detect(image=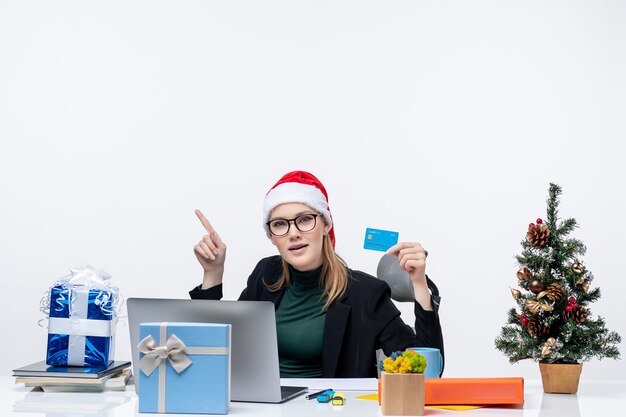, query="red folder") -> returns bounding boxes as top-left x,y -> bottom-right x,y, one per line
378,377 -> 524,406
425,377 -> 524,405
